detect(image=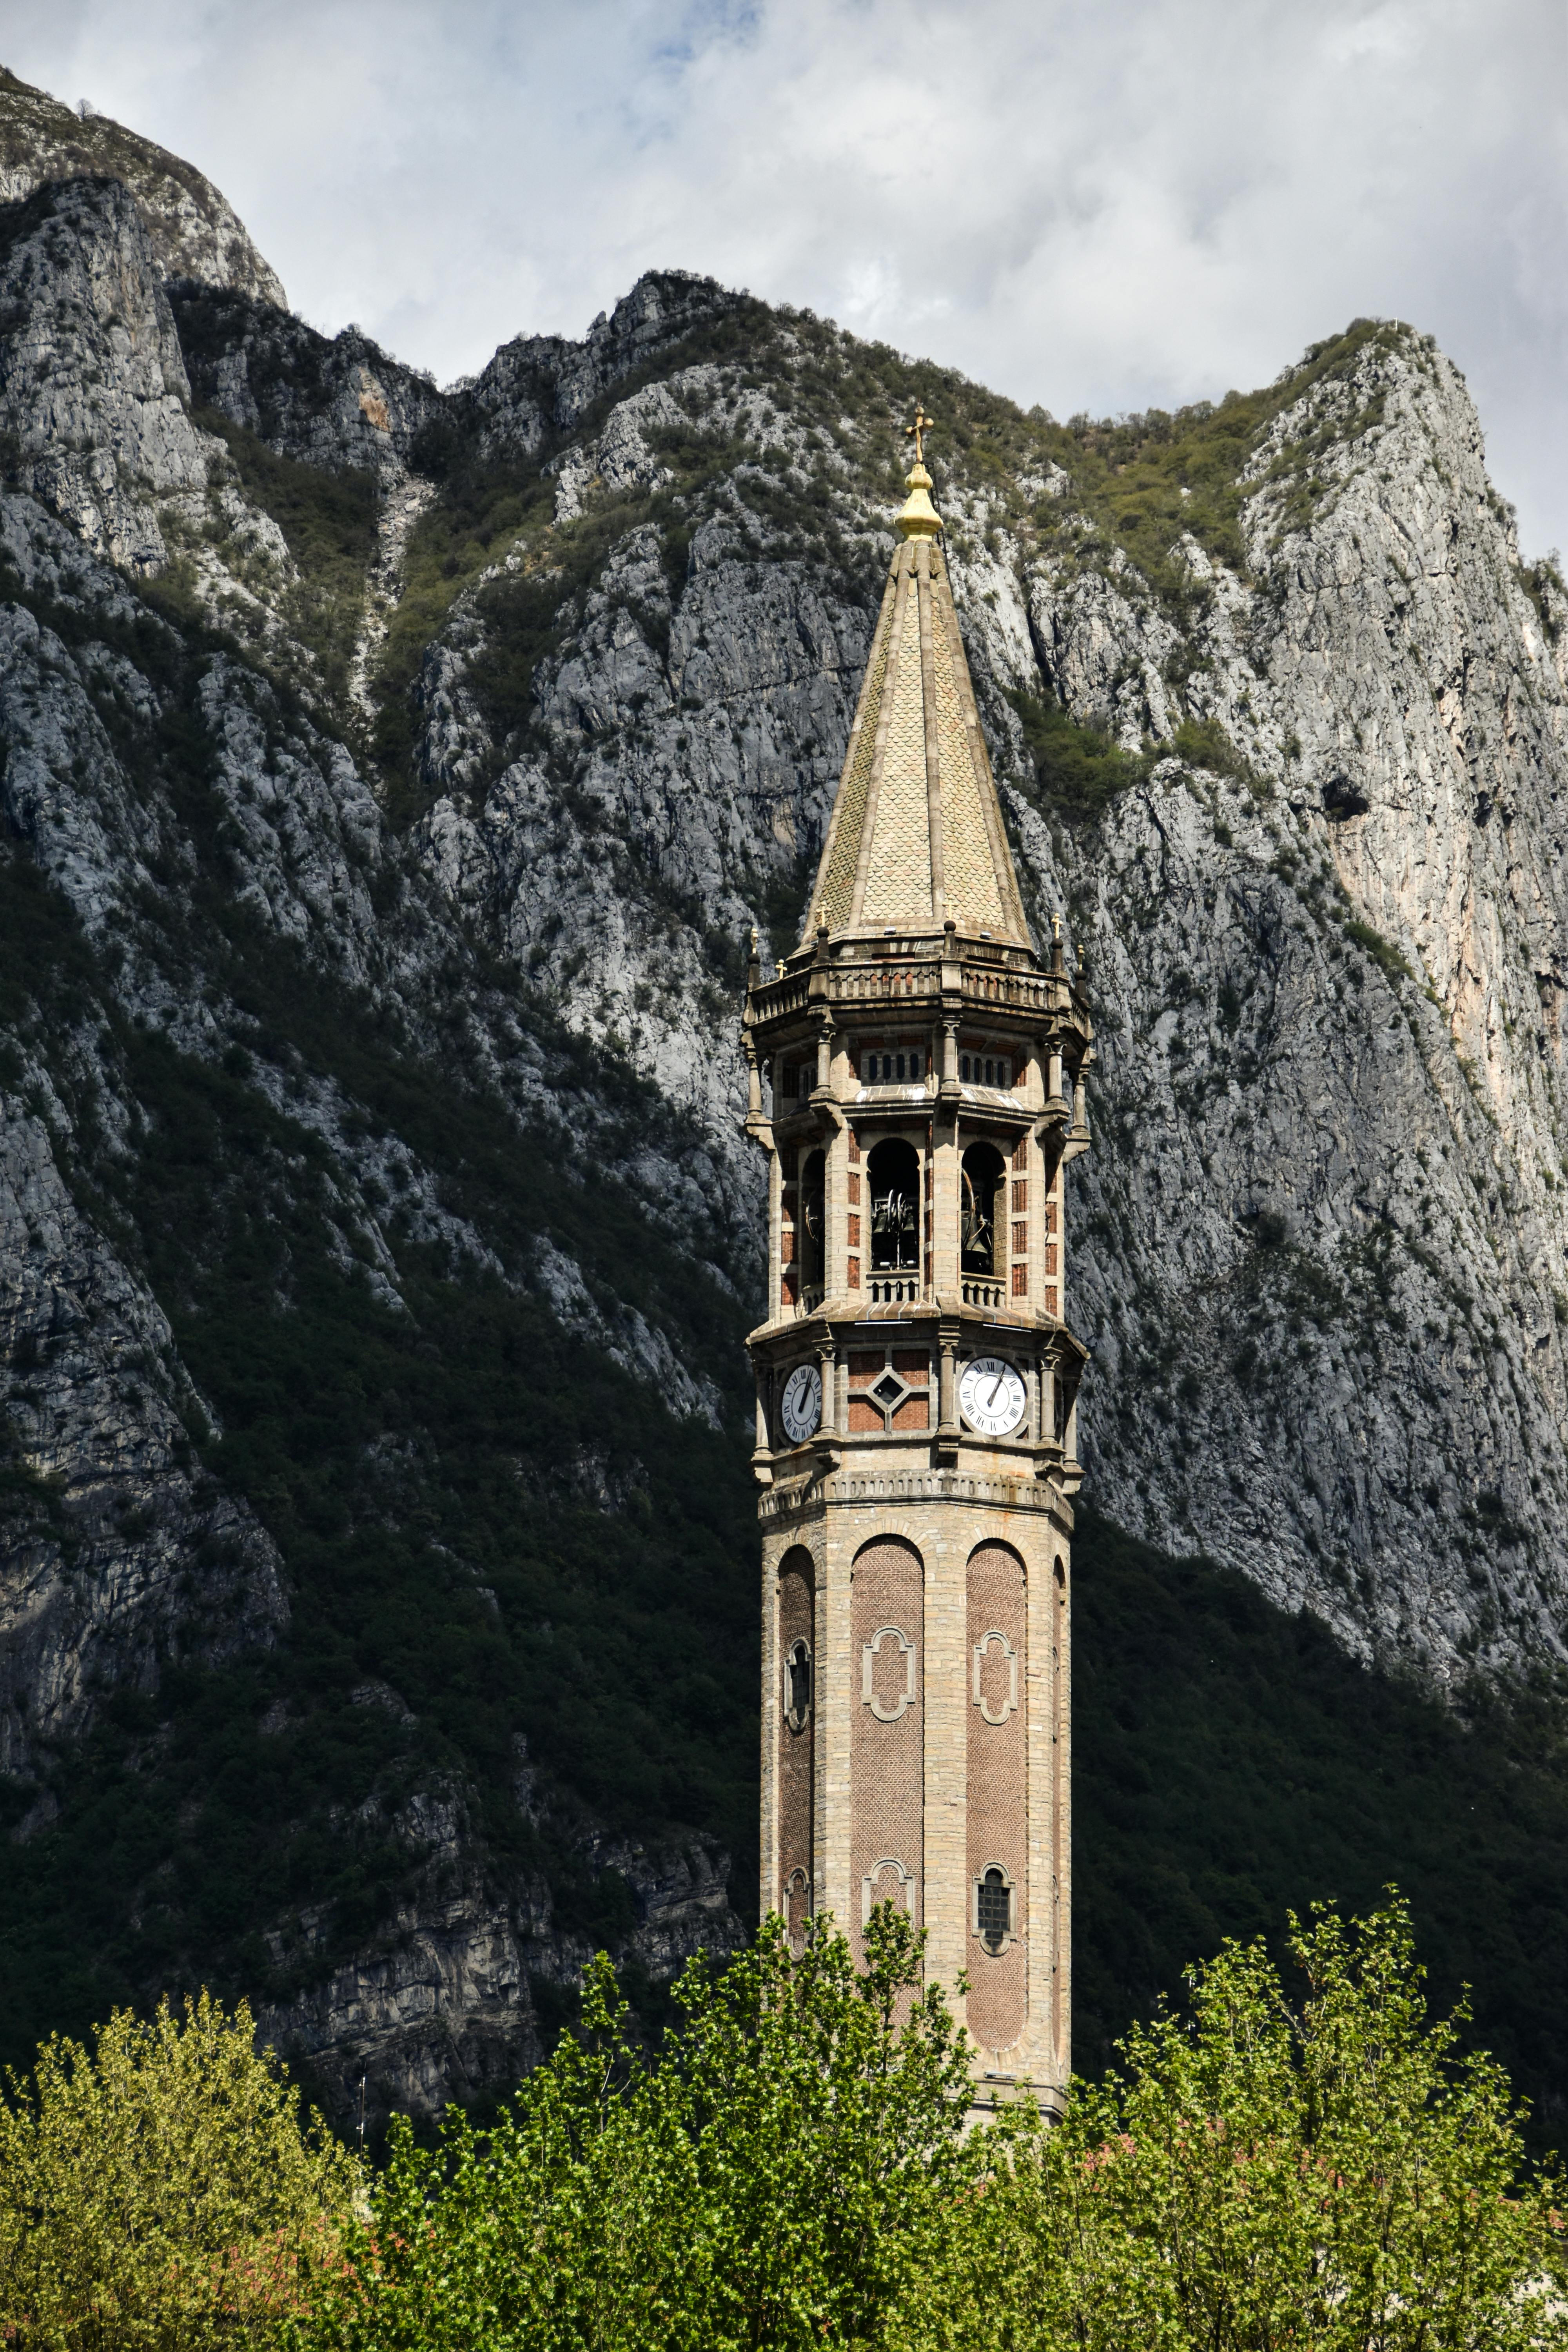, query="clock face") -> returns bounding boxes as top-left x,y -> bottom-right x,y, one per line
959,1355 -> 1027,1439
780,1361 -> 823,1444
